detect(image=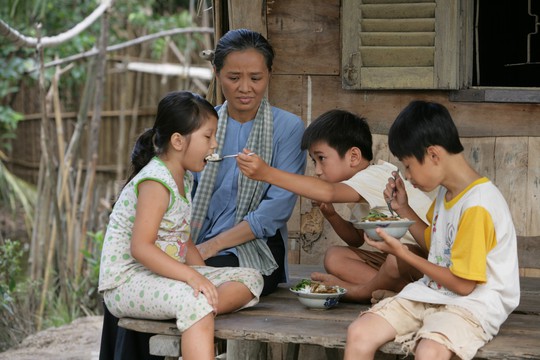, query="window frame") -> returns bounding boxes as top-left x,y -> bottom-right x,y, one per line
341,0 -> 540,103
